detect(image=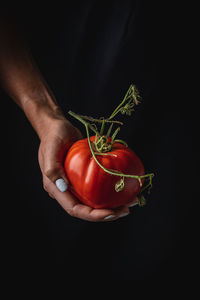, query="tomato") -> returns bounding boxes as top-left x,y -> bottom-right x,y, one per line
64,136 -> 145,209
